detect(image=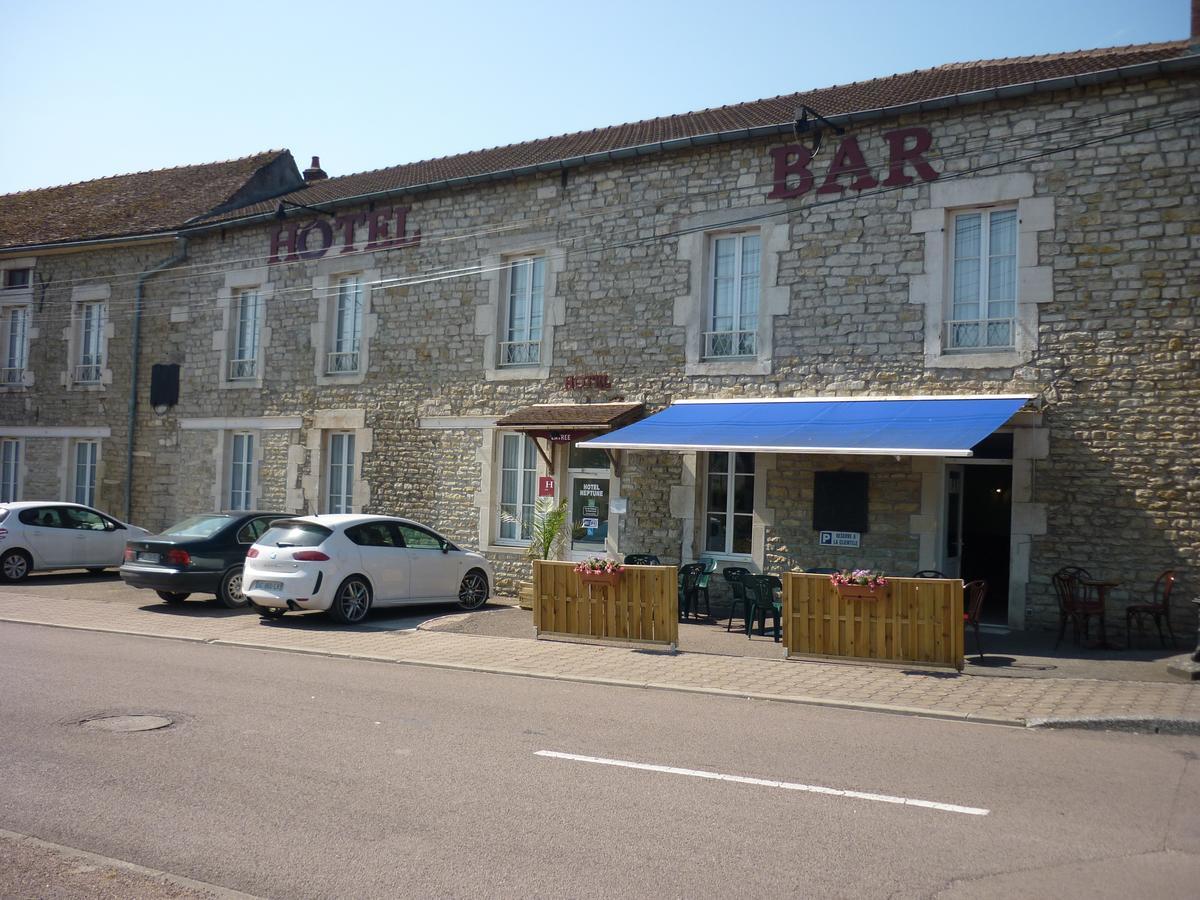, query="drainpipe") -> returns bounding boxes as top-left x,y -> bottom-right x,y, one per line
124,236 -> 189,521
